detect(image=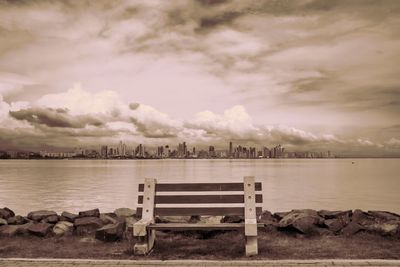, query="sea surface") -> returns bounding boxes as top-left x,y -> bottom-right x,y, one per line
0,159 -> 399,215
